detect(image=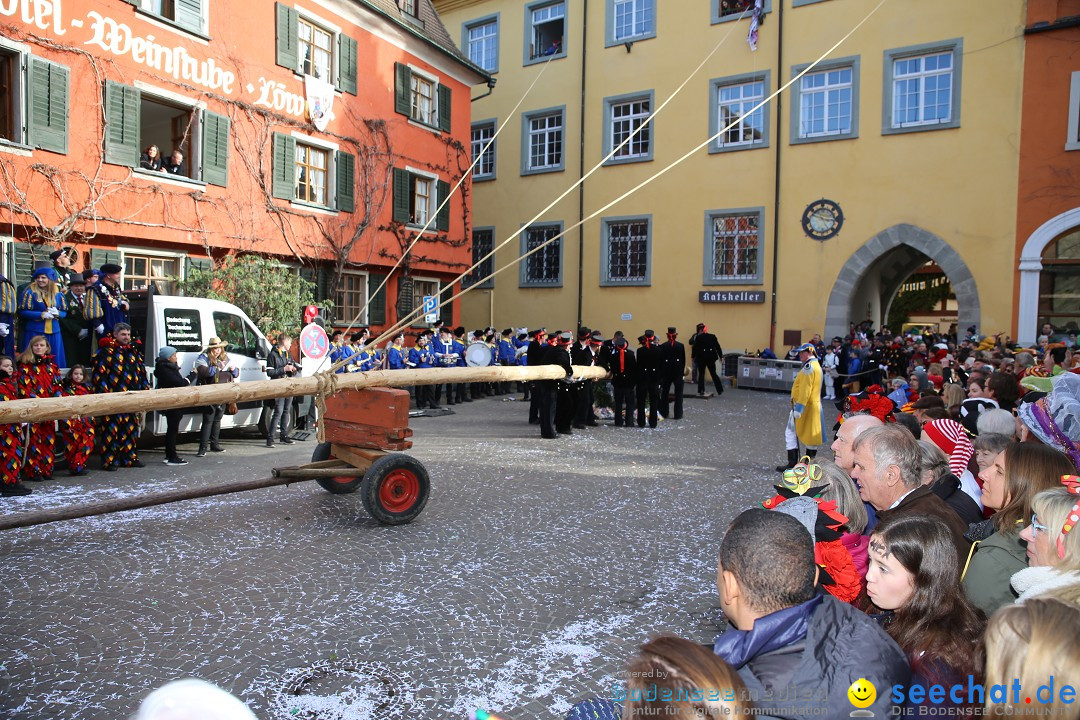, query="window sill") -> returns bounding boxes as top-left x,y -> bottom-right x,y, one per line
405,224 -> 438,234
709,141 -> 769,155
472,173 -> 496,183
407,118 -> 443,134
290,200 -> 337,216
1067,141 -> 1080,152
882,120 -> 959,136
134,9 -> 211,43
292,71 -> 343,95
702,278 -> 763,287
603,153 -> 652,167
521,165 -> 564,176
524,52 -> 566,67
605,31 -> 657,48
520,282 -> 563,289
0,141 -> 33,157
400,13 -> 425,30
790,132 -> 858,146
600,279 -> 650,287
133,169 -> 207,191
